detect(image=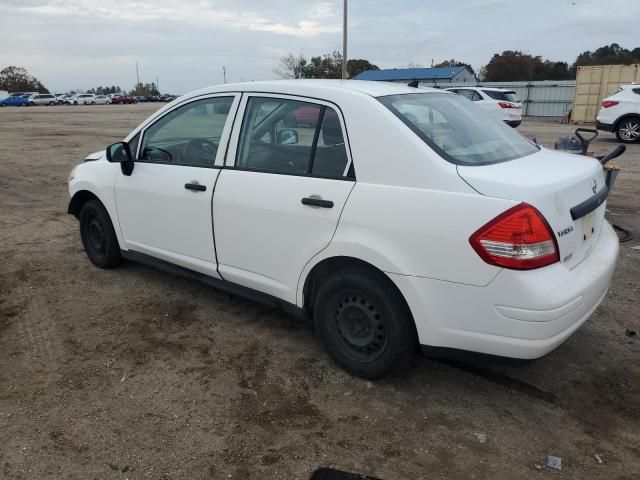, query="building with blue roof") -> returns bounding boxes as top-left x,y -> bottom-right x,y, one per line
353,66 -> 476,86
